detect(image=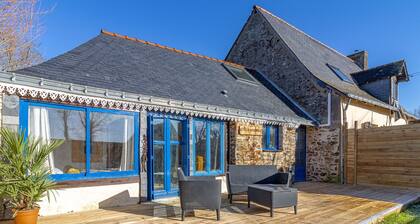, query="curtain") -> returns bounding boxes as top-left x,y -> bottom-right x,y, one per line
120,117 -> 134,171
28,107 -> 56,173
